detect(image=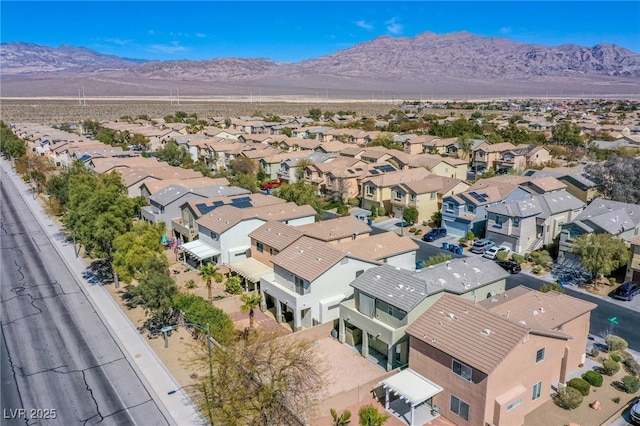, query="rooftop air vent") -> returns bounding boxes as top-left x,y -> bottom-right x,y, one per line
446,312 -> 455,320
482,328 -> 491,336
